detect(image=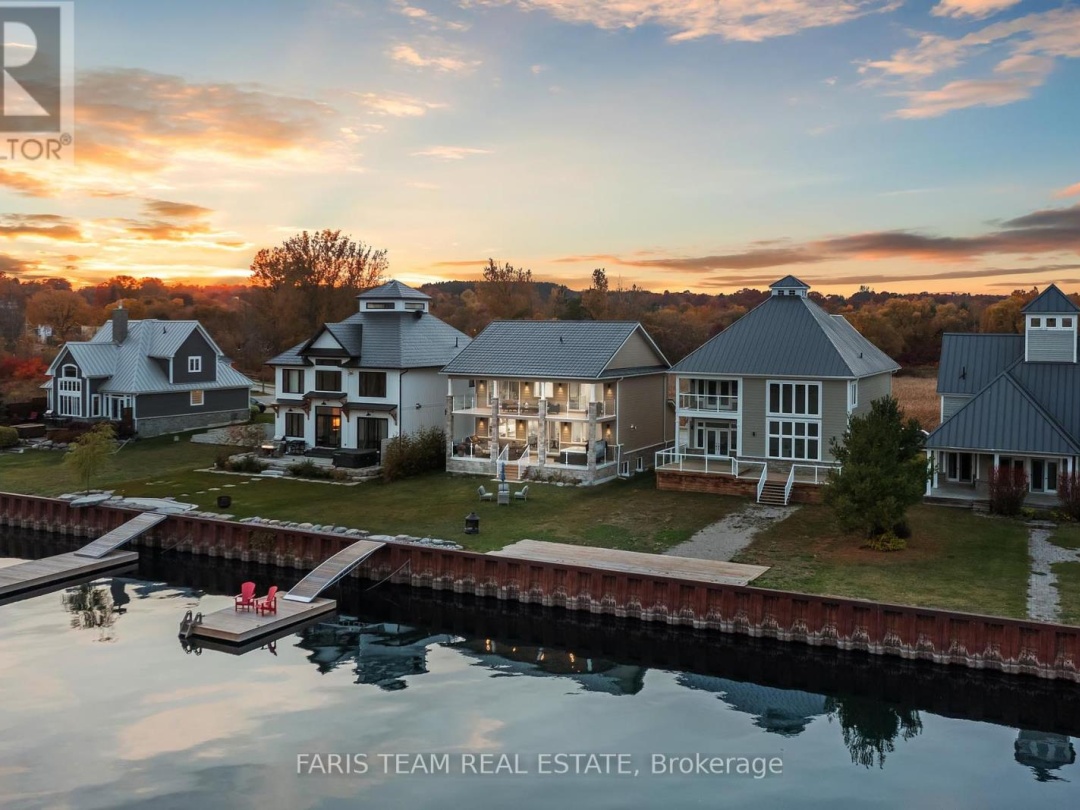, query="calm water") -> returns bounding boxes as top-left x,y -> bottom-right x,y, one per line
2,530 -> 1080,810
